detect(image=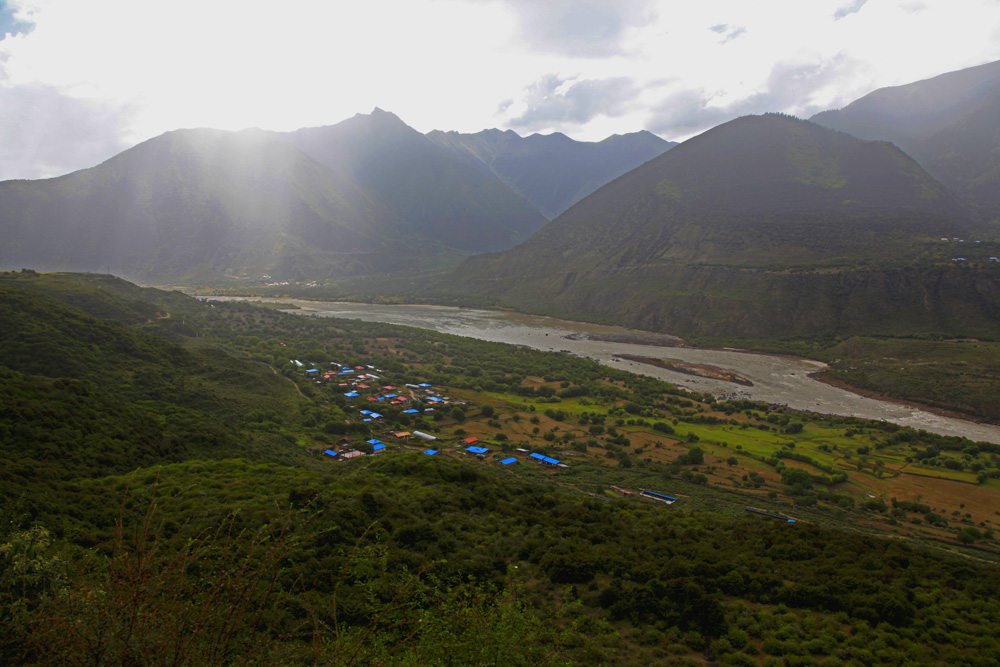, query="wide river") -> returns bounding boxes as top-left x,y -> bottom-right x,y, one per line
221,298 -> 1000,444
